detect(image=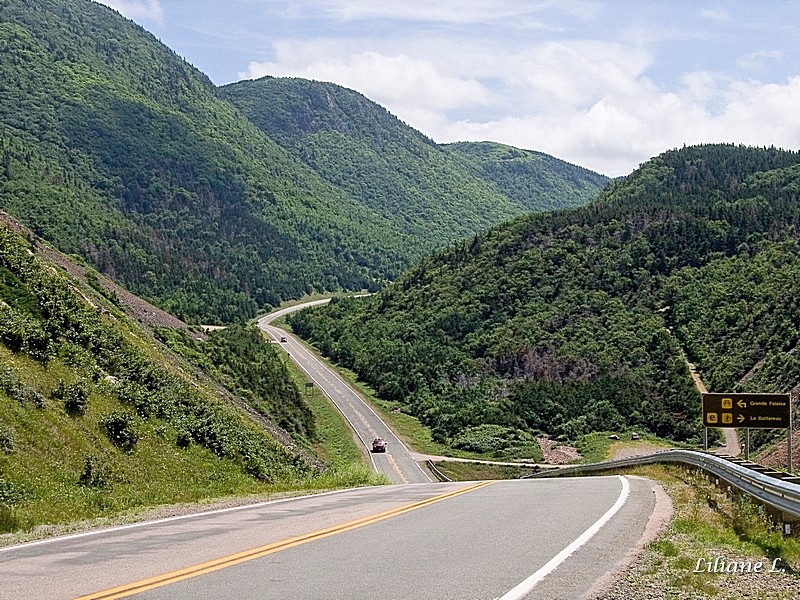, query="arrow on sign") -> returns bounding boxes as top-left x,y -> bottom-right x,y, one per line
737,399 -> 747,409
737,414 -> 745,423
